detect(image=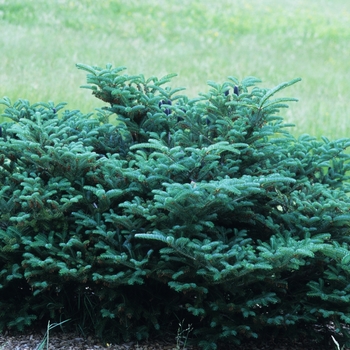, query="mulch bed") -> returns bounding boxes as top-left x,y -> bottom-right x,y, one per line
0,329 -> 348,350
